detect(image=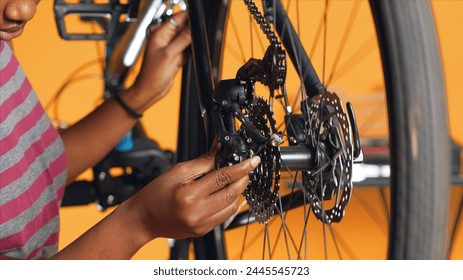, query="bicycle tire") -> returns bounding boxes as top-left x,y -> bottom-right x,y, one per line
179,0 -> 450,260
370,0 -> 450,259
